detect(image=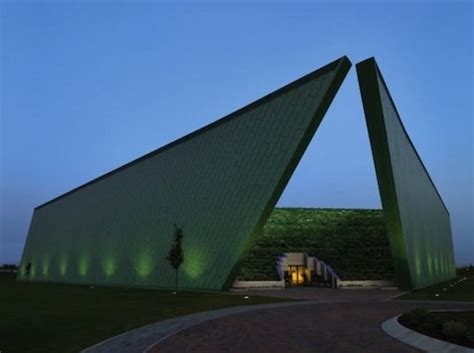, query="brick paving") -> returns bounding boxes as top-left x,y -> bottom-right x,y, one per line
148,291 -> 474,353
81,301 -> 318,353
82,288 -> 474,353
